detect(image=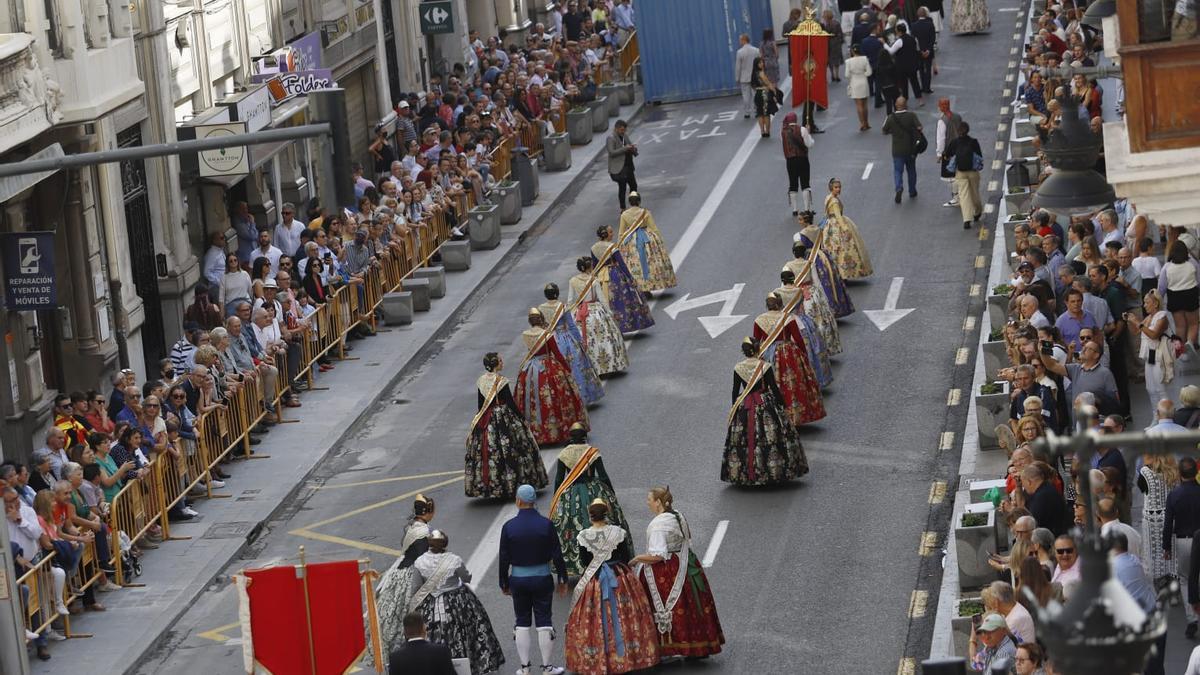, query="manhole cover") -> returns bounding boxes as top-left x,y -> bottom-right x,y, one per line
241,489 -> 261,495
203,522 -> 255,539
